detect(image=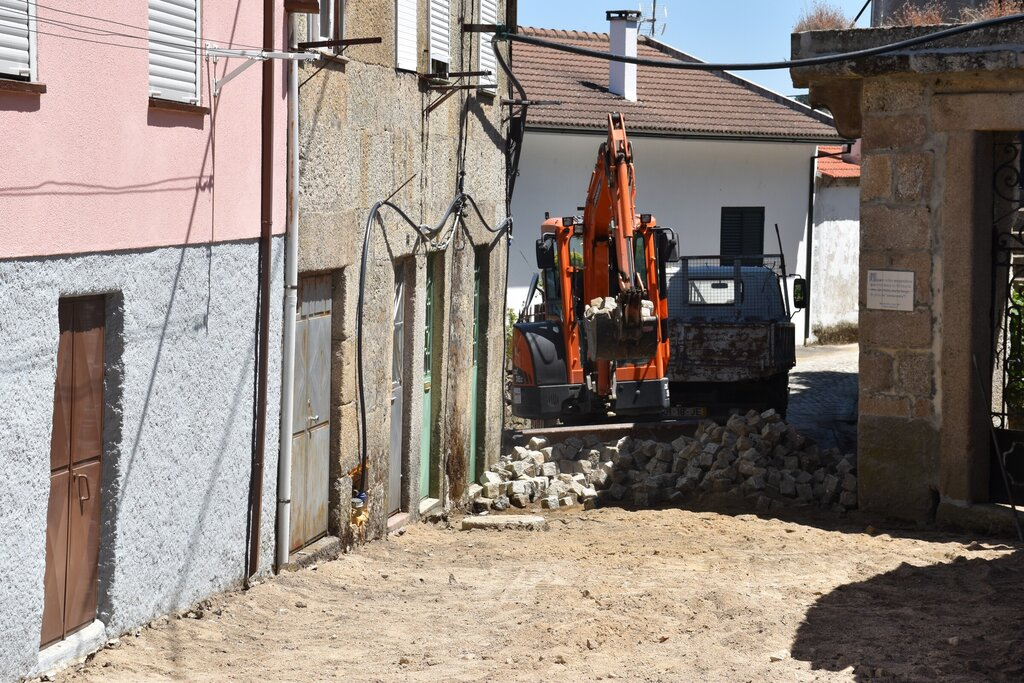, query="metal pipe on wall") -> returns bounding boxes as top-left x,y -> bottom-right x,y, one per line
276,12 -> 300,570
248,0 -> 276,579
